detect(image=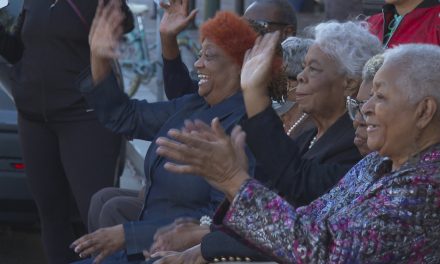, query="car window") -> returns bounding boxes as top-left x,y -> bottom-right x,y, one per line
0,82 -> 14,110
